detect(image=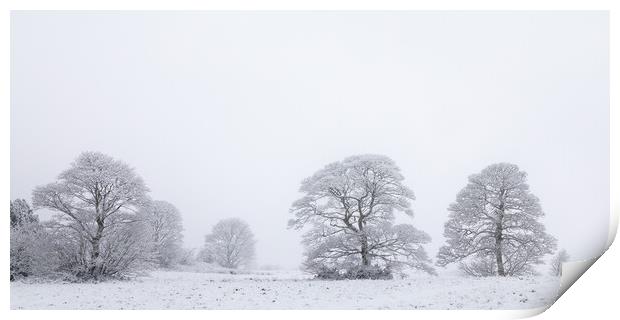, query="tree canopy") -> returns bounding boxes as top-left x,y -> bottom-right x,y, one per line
290,154 -> 434,276
436,163 -> 556,276
32,151 -> 151,278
